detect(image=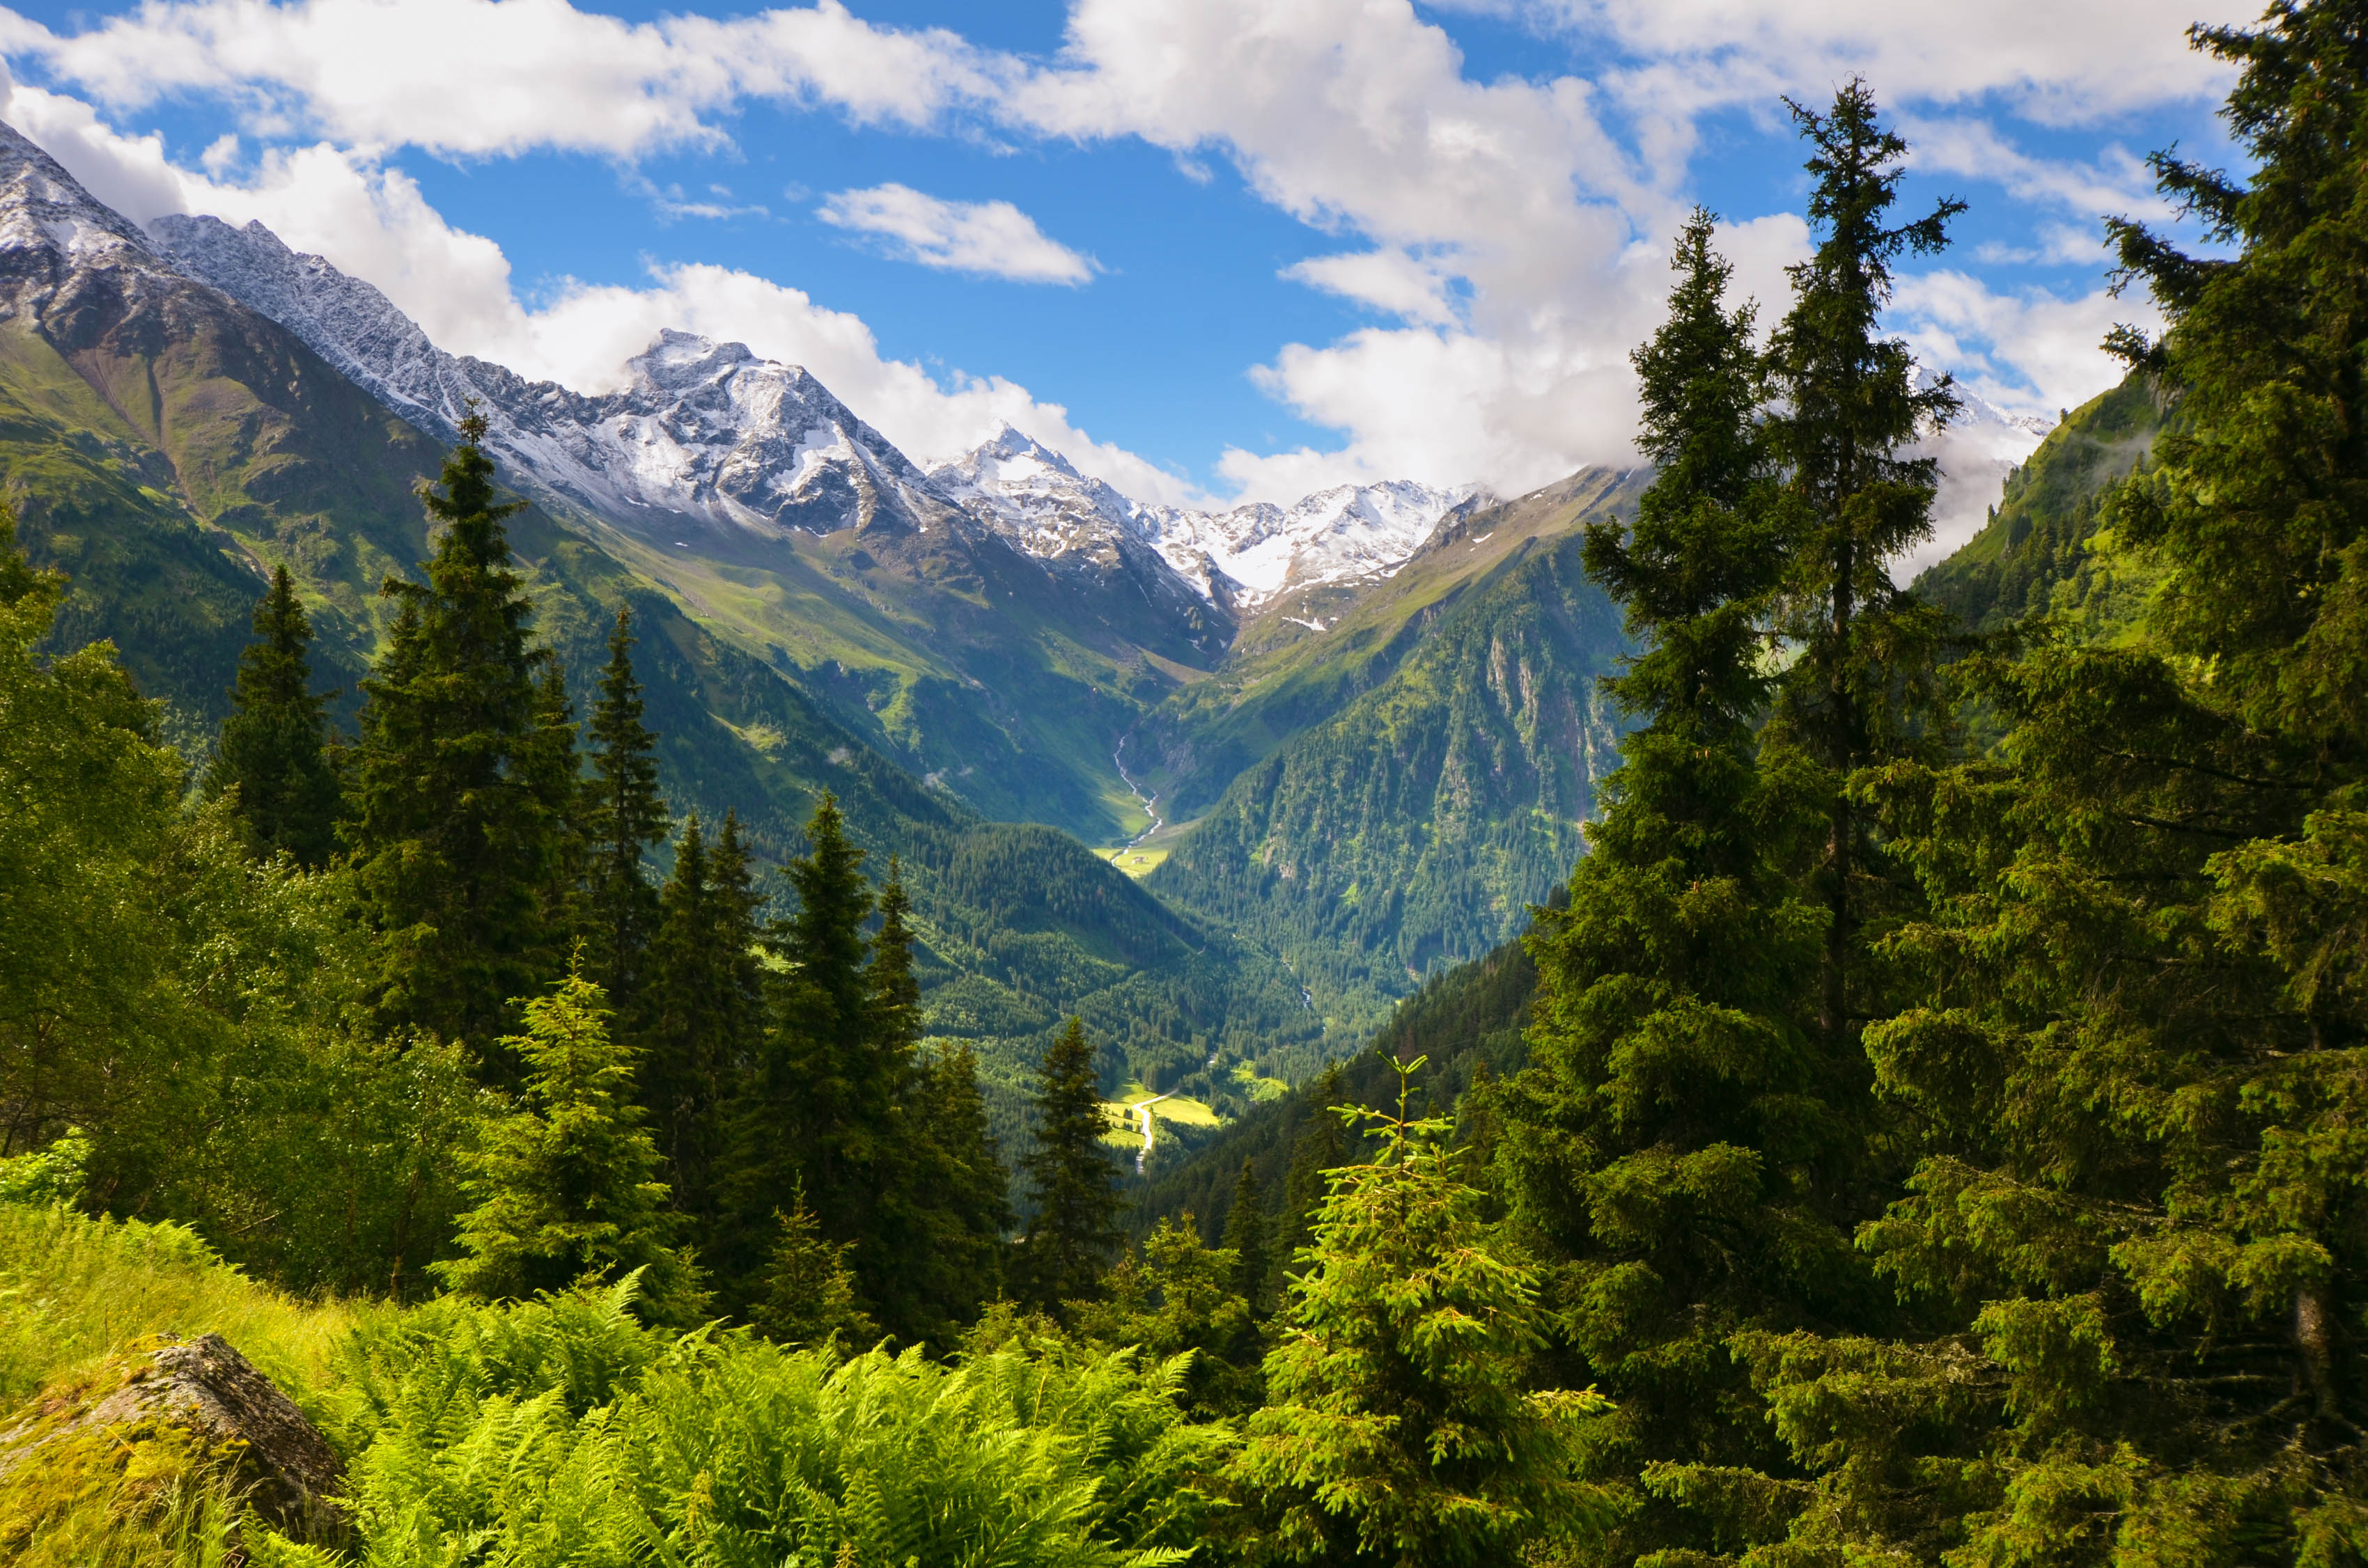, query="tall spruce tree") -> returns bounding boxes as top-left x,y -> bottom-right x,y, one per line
582,608 -> 668,1006
205,564 -> 342,867
1233,1053 -> 1611,1568
435,968 -> 704,1328
1220,1158 -> 1270,1309
716,794 -> 914,1325
866,861 -> 1010,1342
640,811 -> 767,1229
523,657 -> 584,982
1759,80 -> 1963,1050
1726,14 -> 2368,1563
1492,206 -> 1838,1567
1016,1016 -> 1123,1312
345,412 -> 566,1058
